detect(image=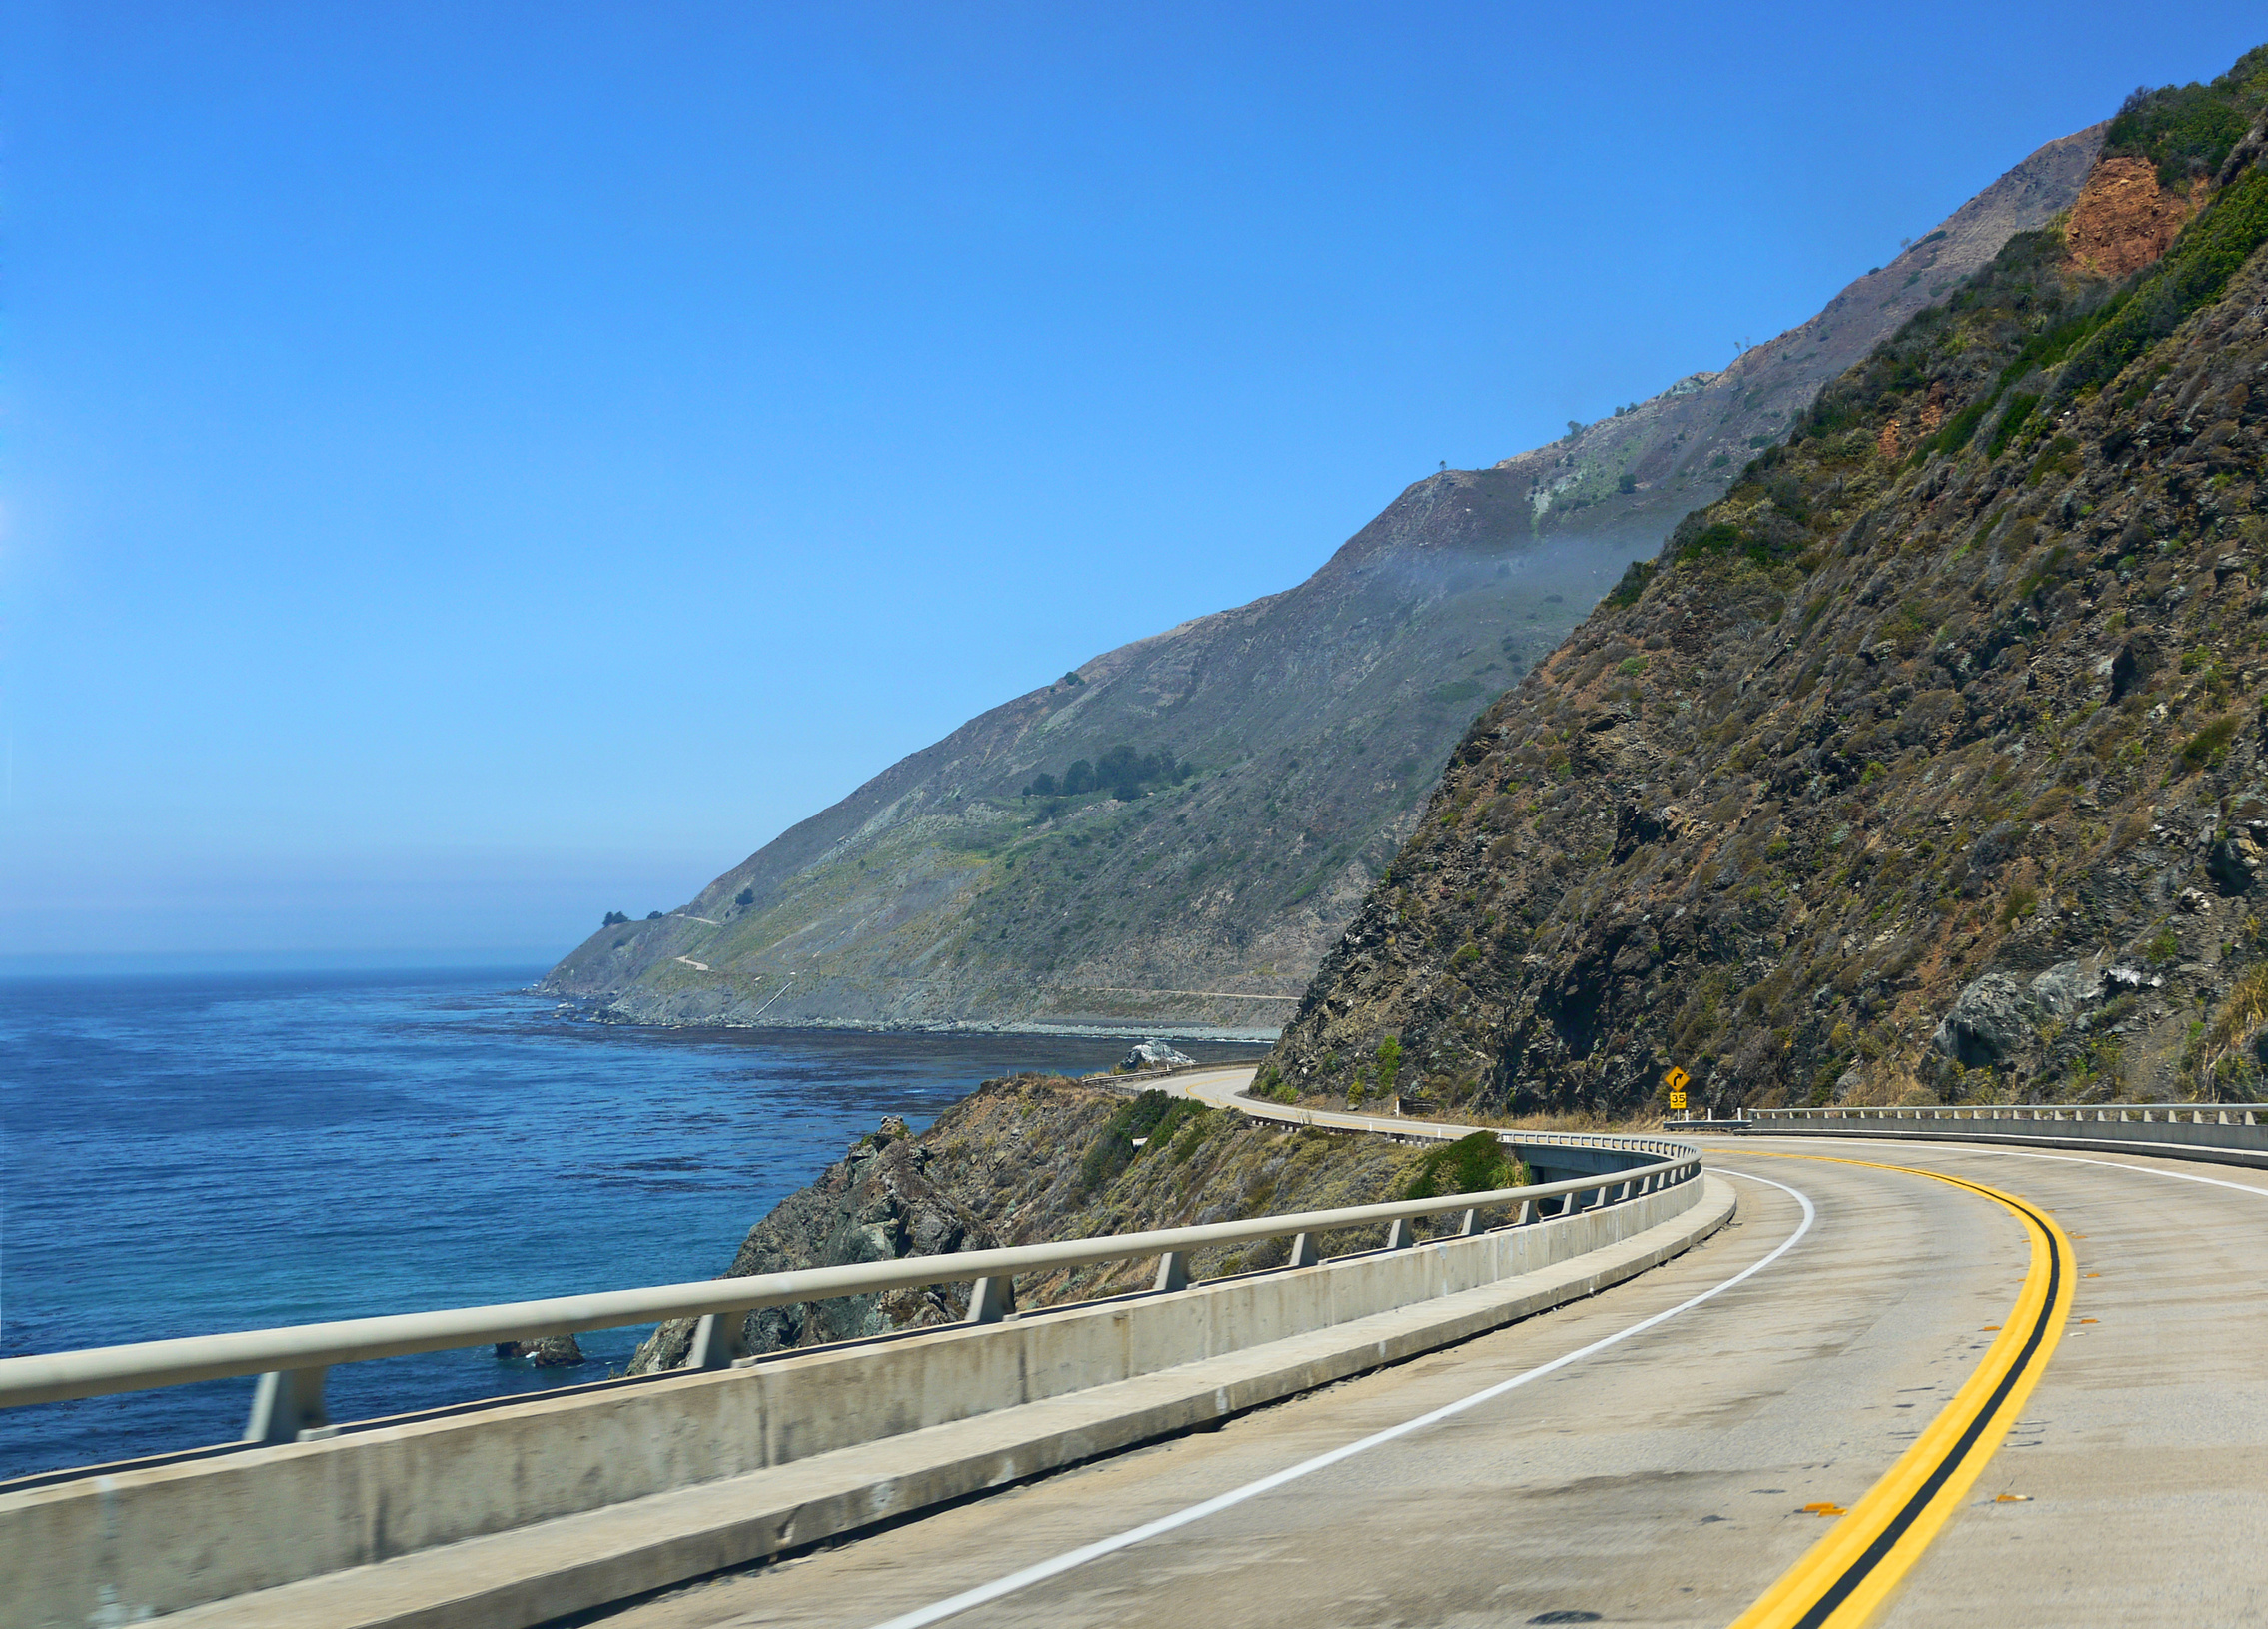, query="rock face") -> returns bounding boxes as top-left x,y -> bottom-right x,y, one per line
1932,974 -> 2035,1067
2066,156 -> 2197,278
494,1334 -> 585,1367
1122,1040 -> 1195,1070
544,126 -> 2101,1038
628,1076 -> 1438,1373
1269,82 -> 2268,1113
629,1117 -> 995,1372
